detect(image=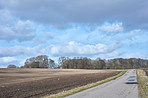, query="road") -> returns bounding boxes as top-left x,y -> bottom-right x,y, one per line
66,70 -> 139,98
